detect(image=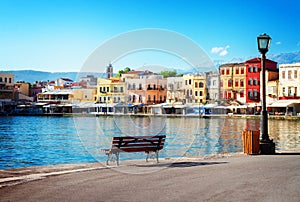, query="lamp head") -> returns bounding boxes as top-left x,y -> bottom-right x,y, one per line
257,33 -> 271,54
